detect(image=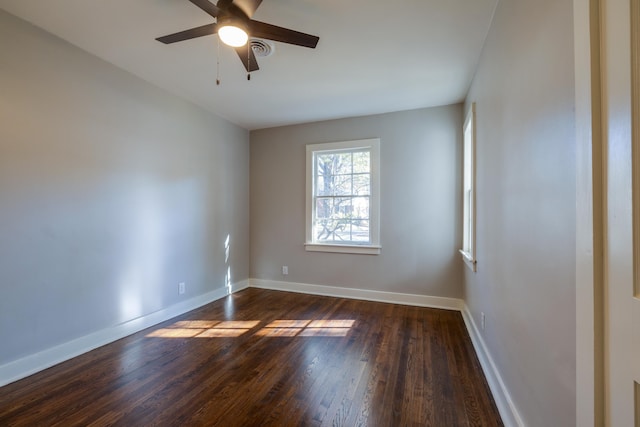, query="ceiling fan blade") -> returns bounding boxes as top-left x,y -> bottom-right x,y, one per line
235,44 -> 260,72
188,0 -> 222,18
248,20 -> 319,48
156,23 -> 218,44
